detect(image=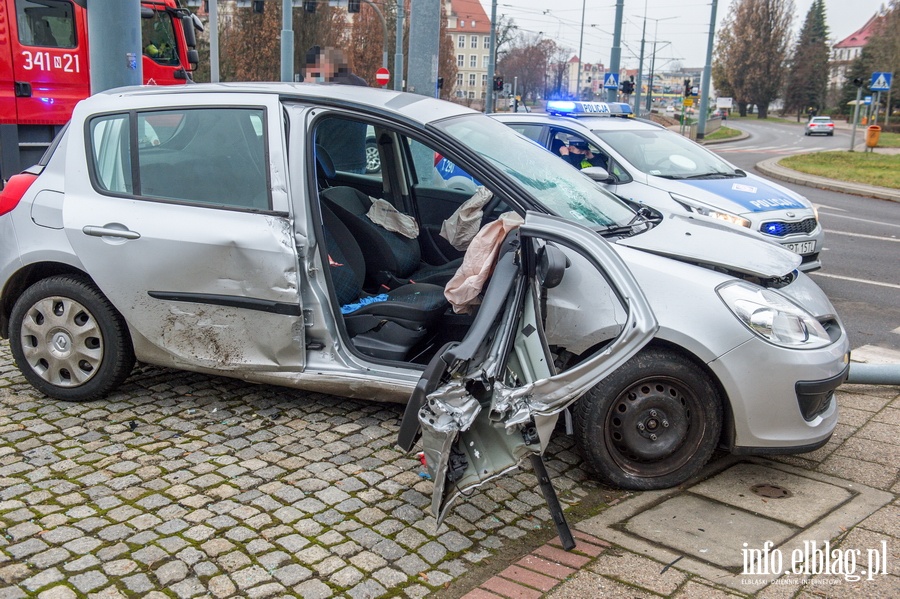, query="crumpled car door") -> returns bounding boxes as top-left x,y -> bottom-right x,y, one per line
398,211 -> 658,526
